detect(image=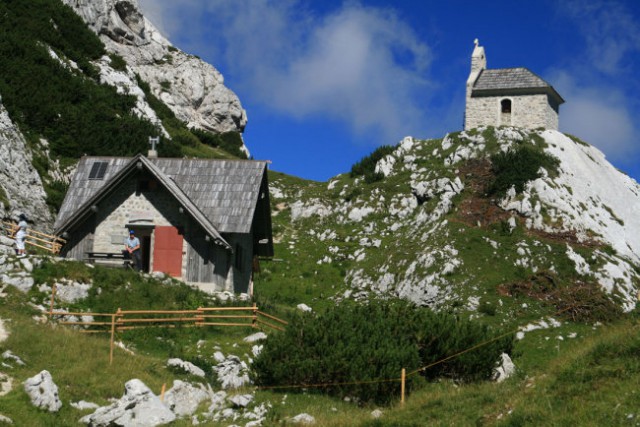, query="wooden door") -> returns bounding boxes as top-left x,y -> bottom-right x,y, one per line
153,226 -> 183,278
